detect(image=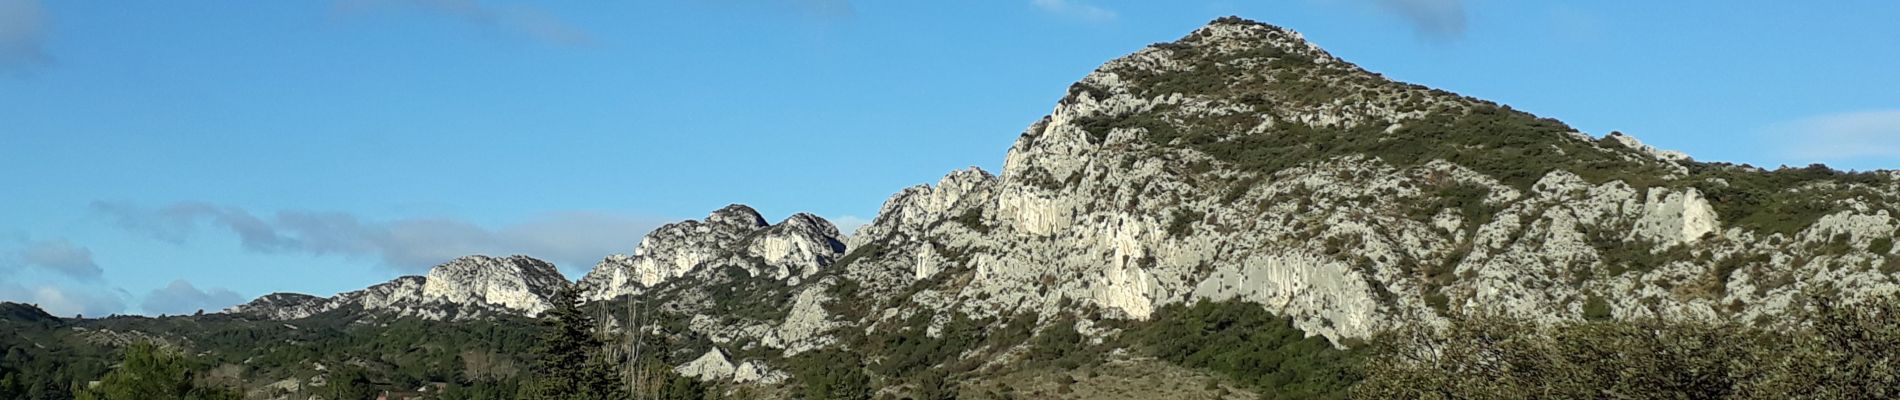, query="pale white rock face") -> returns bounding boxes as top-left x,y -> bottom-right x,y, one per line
767,285 -> 841,356
577,205 -> 850,301
578,205 -> 771,300
743,213 -> 846,280
674,349 -> 736,381
1605,132 -> 1692,163
227,293 -> 331,320
1801,210 -> 1897,245
1632,188 -> 1720,246
914,245 -> 940,280
855,167 -> 1000,247
733,362 -> 787,384
233,255 -> 569,321
421,255 -> 568,315
340,276 -> 428,314
669,348 -> 787,384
